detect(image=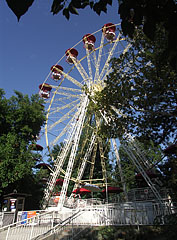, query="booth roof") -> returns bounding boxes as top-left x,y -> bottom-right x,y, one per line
3,192 -> 32,198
